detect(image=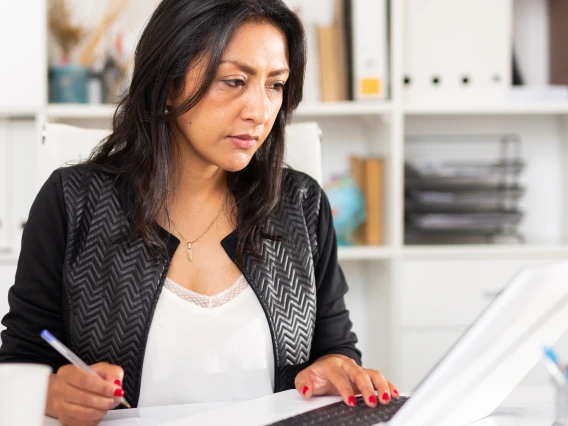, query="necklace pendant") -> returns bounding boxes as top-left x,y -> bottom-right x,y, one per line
187,242 -> 193,262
